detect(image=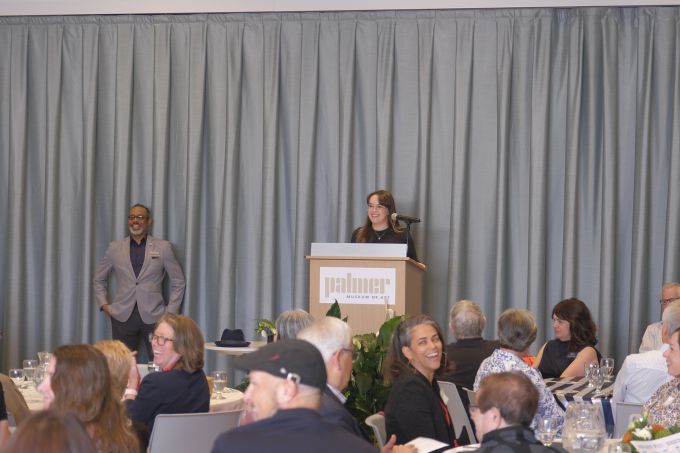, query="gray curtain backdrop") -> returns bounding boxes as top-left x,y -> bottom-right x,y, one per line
1,7 -> 679,373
